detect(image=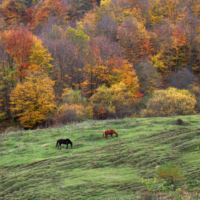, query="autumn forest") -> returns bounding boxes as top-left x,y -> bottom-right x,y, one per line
0,0 -> 200,129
